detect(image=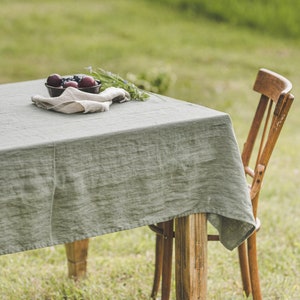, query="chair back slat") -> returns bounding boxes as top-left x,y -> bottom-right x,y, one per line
241,95 -> 269,167
255,100 -> 273,169
258,93 -> 294,168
